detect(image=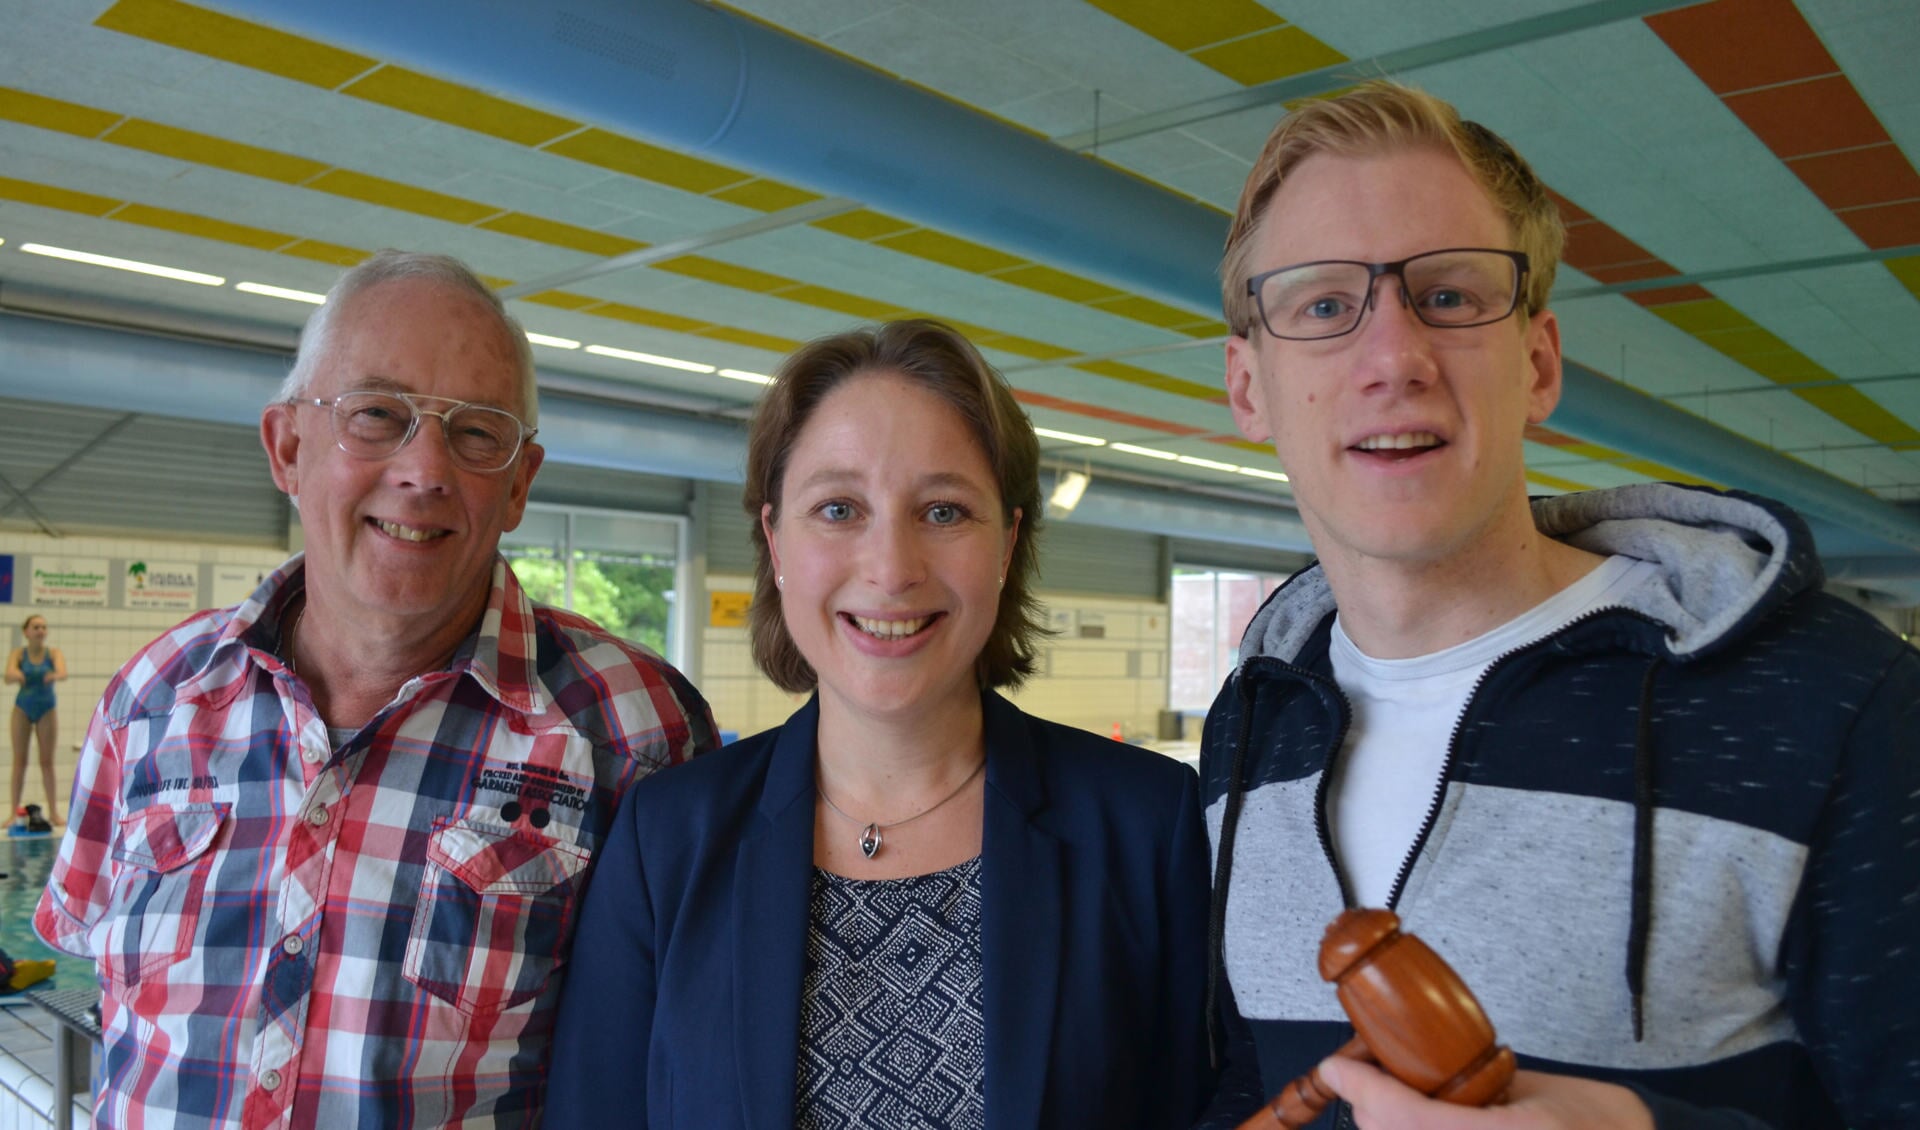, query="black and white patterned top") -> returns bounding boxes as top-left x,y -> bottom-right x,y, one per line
795,856 -> 986,1130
